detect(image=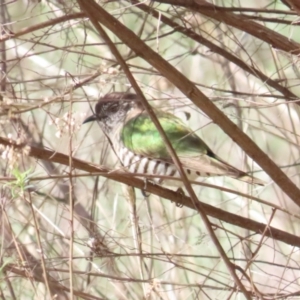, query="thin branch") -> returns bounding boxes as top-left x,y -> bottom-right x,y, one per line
151,0 -> 300,54
132,0 -> 297,100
